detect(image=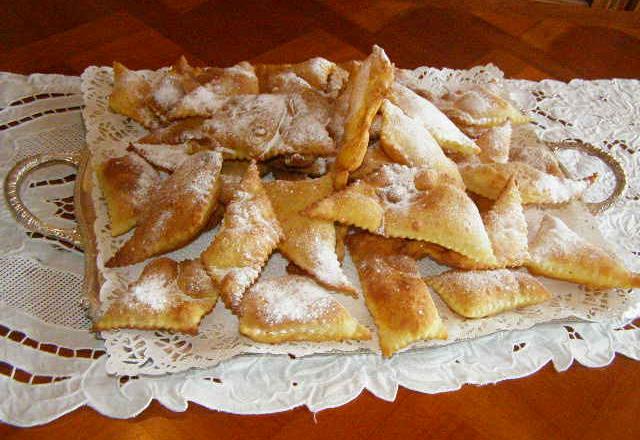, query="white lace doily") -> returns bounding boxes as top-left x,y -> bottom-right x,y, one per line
1,67 -> 639,427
